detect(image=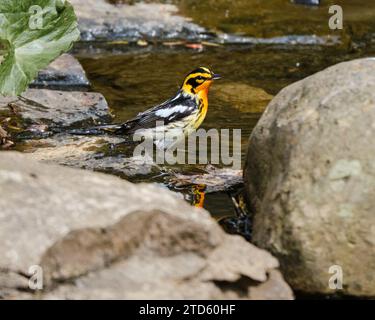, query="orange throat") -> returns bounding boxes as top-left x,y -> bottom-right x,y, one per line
194,89 -> 209,129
